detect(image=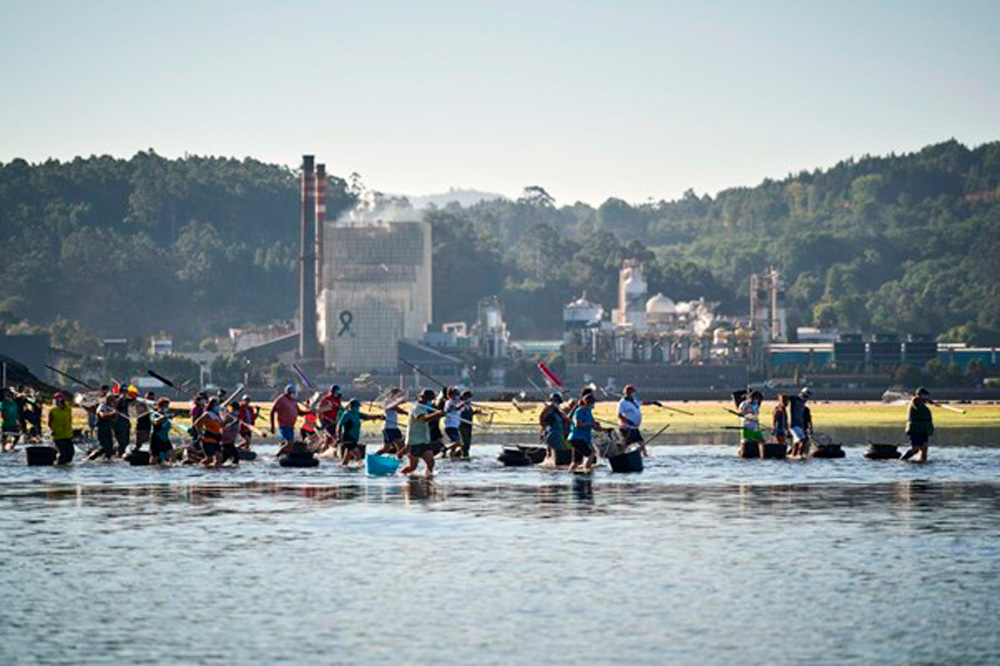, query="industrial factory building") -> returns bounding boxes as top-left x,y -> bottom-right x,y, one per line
290,154 -> 433,376
318,220 -> 432,374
